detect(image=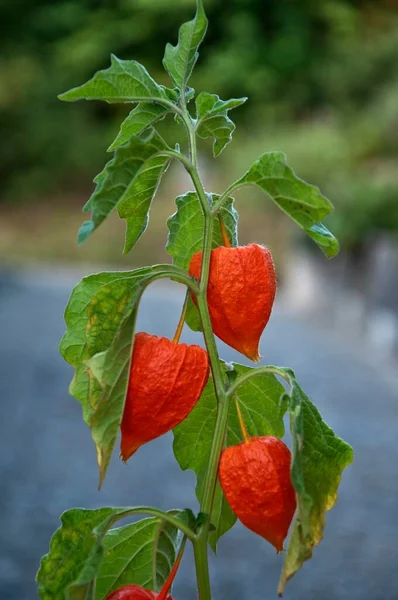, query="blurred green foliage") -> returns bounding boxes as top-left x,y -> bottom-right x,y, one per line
1,0 -> 398,247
